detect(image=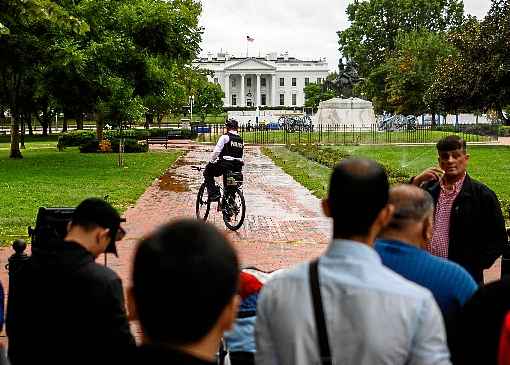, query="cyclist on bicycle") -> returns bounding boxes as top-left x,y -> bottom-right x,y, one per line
204,118 -> 244,201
